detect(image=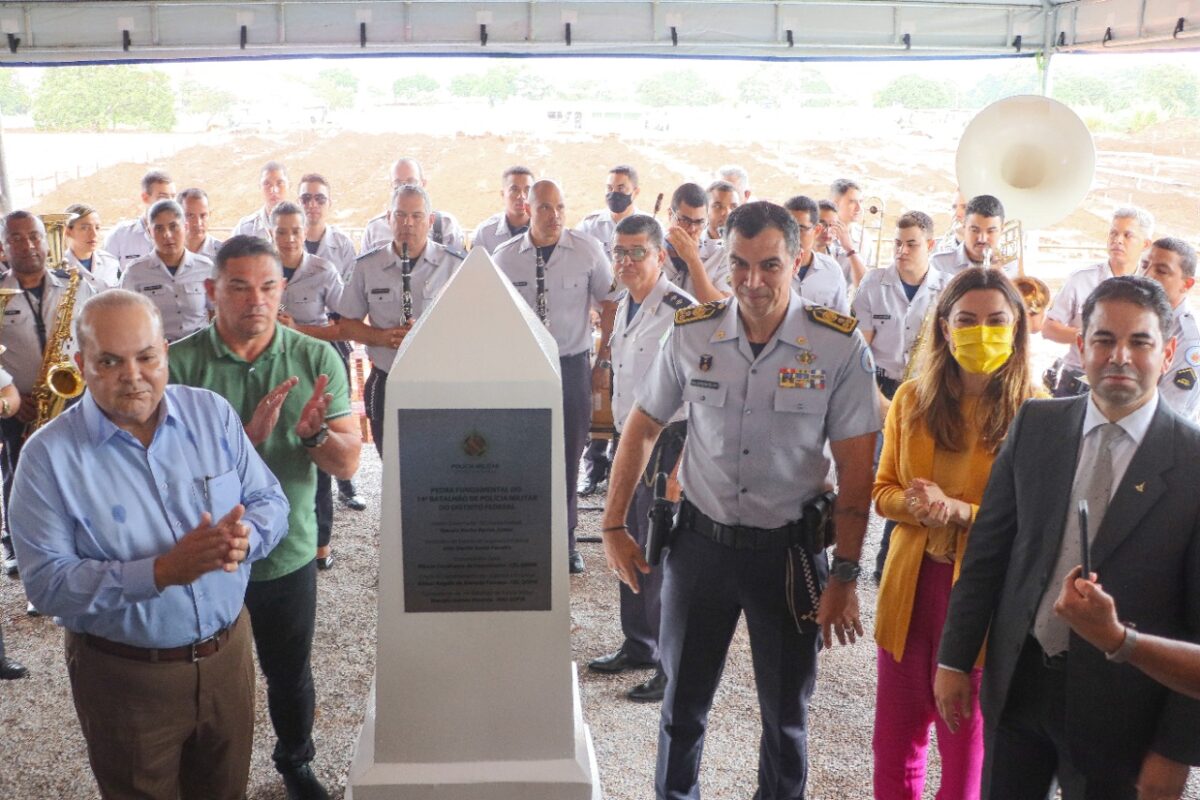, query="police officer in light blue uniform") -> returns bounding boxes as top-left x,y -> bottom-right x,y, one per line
493,179 -> 616,575
336,184 -> 464,456
586,214 -> 695,703
784,195 -> 851,315
469,166 -> 534,255
1141,236 -> 1200,420
601,201 -> 879,800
